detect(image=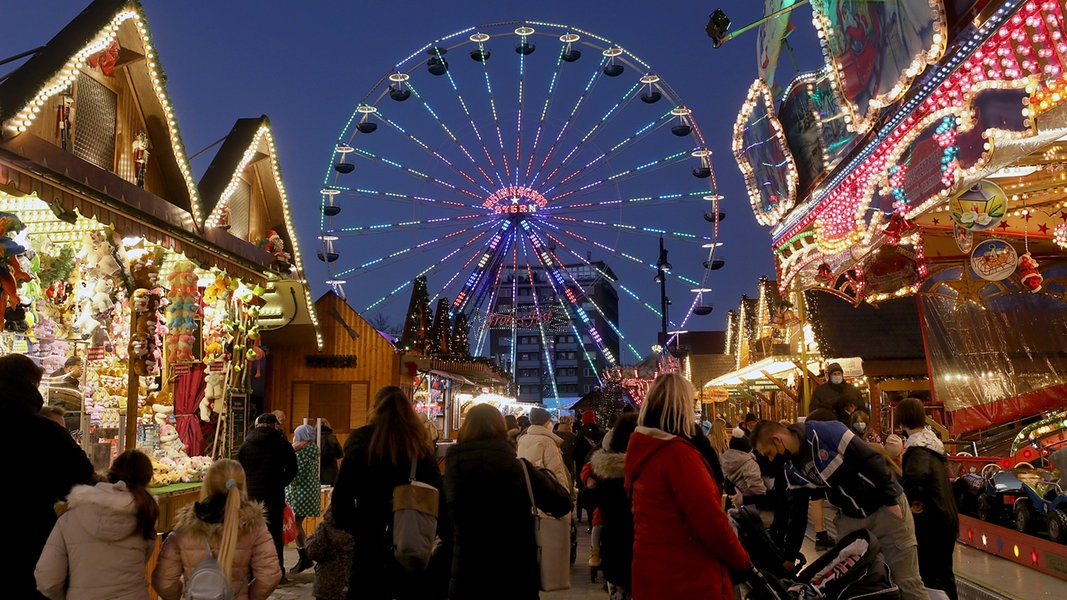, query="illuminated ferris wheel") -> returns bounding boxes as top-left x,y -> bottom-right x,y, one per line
318,21 -> 726,367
